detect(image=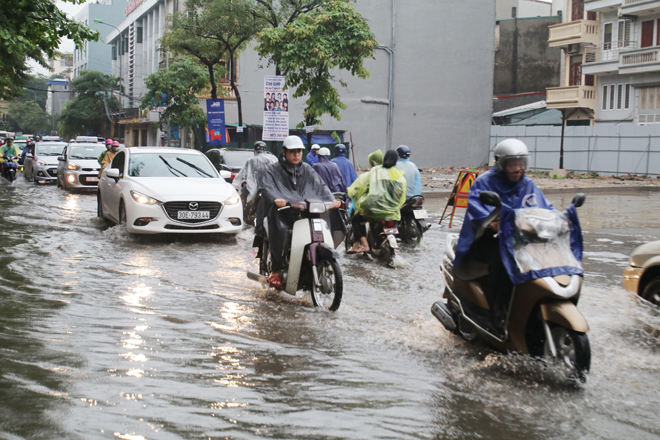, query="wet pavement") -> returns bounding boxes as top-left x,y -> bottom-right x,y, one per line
0,178 -> 659,439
